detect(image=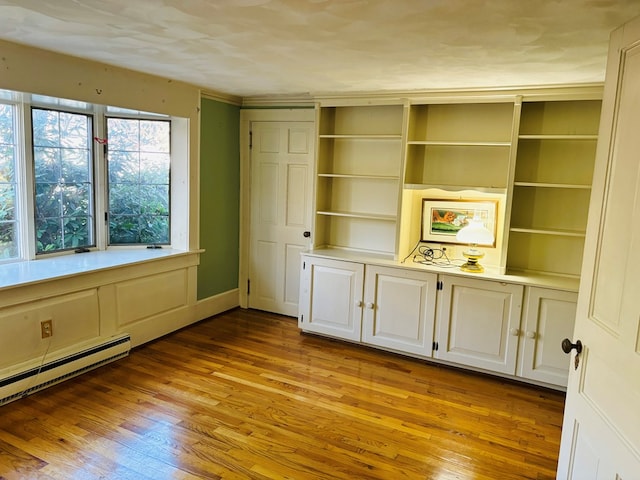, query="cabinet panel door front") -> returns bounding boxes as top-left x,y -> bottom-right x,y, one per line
518,287 -> 577,387
436,276 -> 523,374
362,266 -> 437,356
298,257 -> 364,341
